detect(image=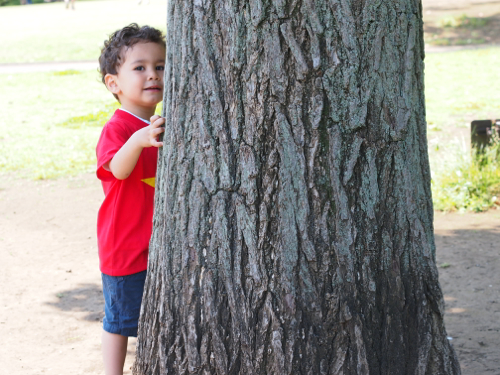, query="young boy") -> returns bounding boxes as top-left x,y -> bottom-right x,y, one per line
96,24 -> 166,375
